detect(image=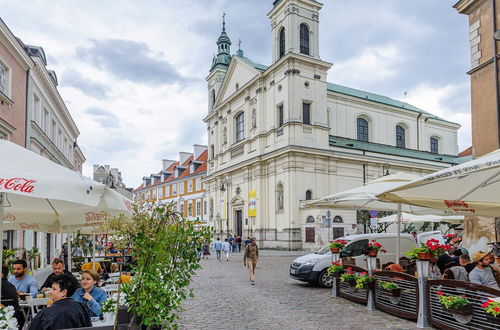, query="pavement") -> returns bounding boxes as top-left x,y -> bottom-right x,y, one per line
178,251 -> 419,329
